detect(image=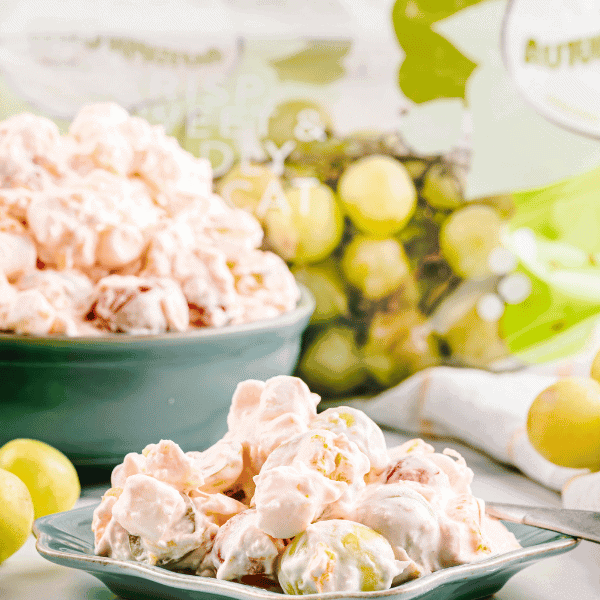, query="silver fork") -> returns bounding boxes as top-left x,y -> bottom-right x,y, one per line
486,502 -> 600,544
